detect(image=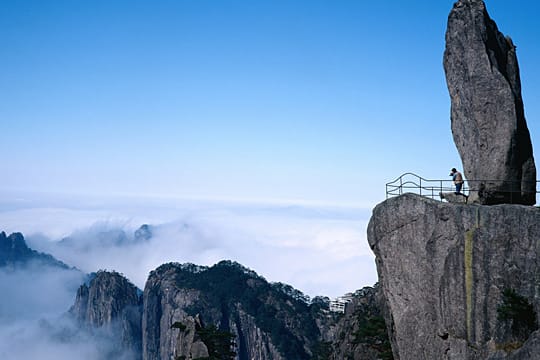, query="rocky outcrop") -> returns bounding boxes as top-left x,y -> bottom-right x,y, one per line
142,266 -> 209,360
368,194 -> 540,359
142,261 -> 322,360
0,231 -> 70,269
170,315 -> 210,358
443,0 -> 536,205
70,270 -> 142,358
231,305 -> 283,360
